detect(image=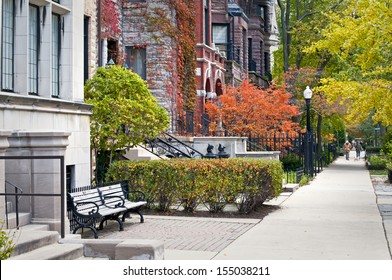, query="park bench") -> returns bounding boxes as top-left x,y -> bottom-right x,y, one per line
67,181 -> 147,239
98,181 -> 146,223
